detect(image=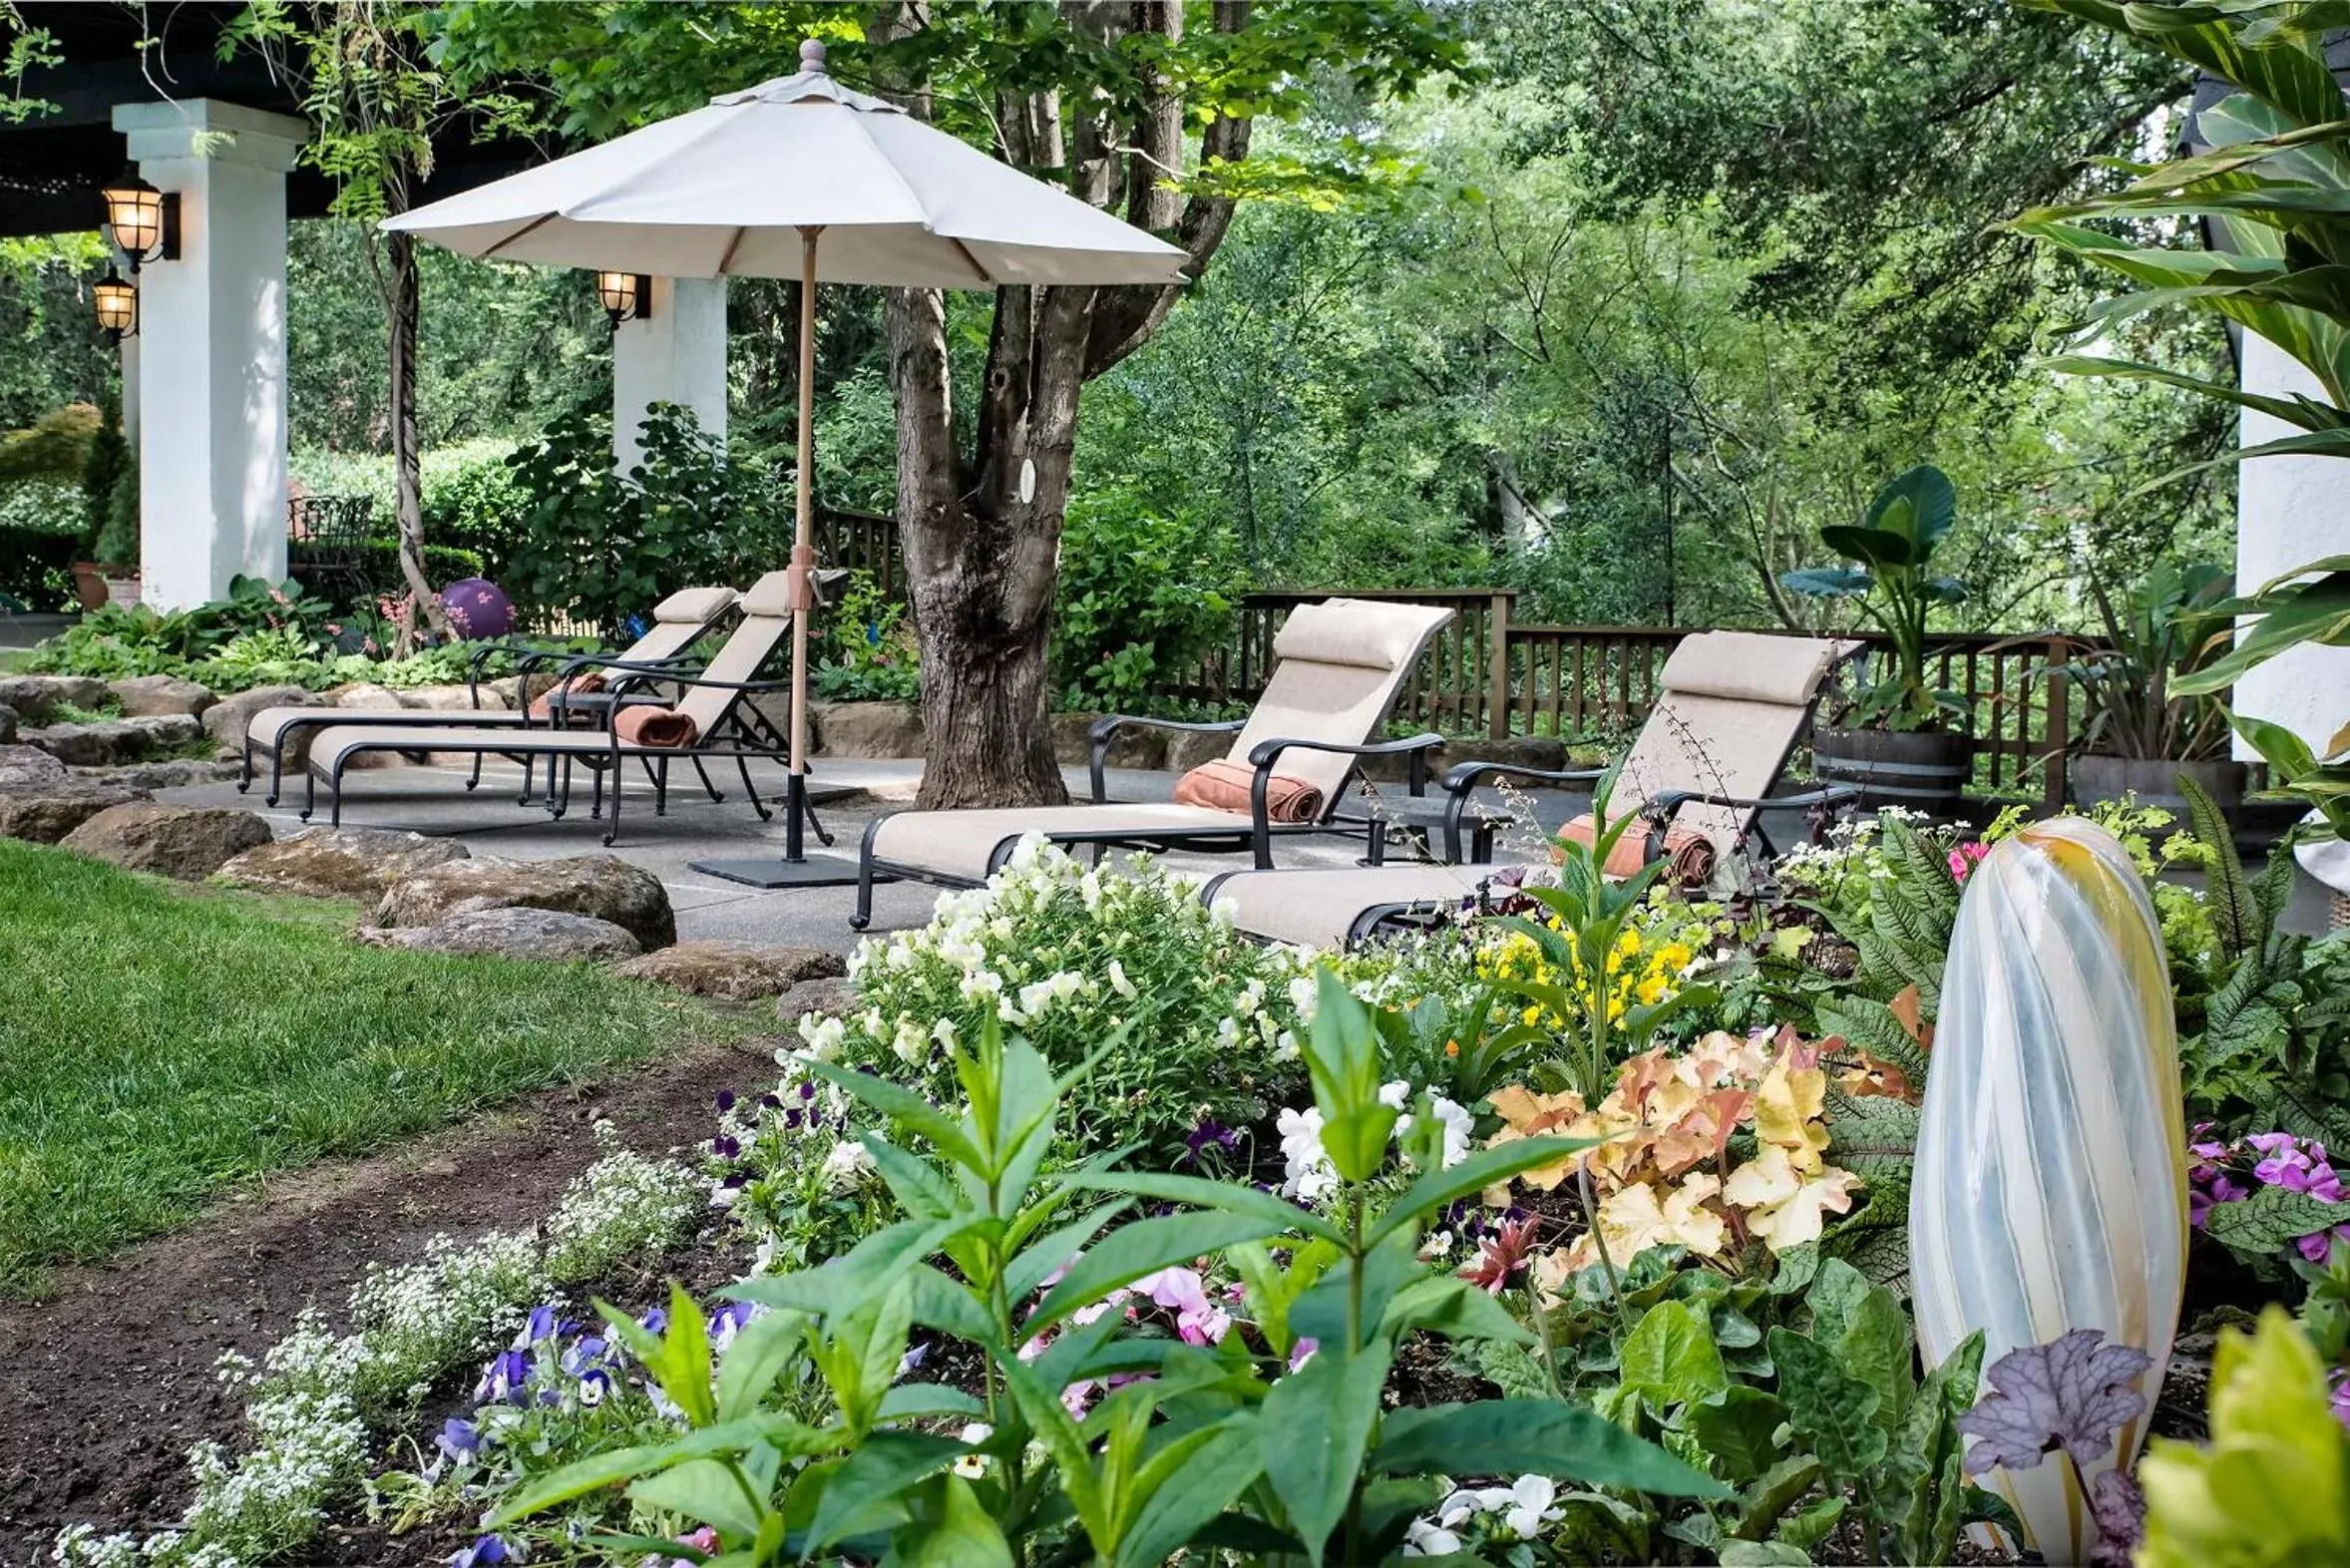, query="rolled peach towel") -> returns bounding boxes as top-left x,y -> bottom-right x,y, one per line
1173,758 -> 1326,824
527,672 -> 607,720
1556,812 -> 1717,885
612,705 -> 699,749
